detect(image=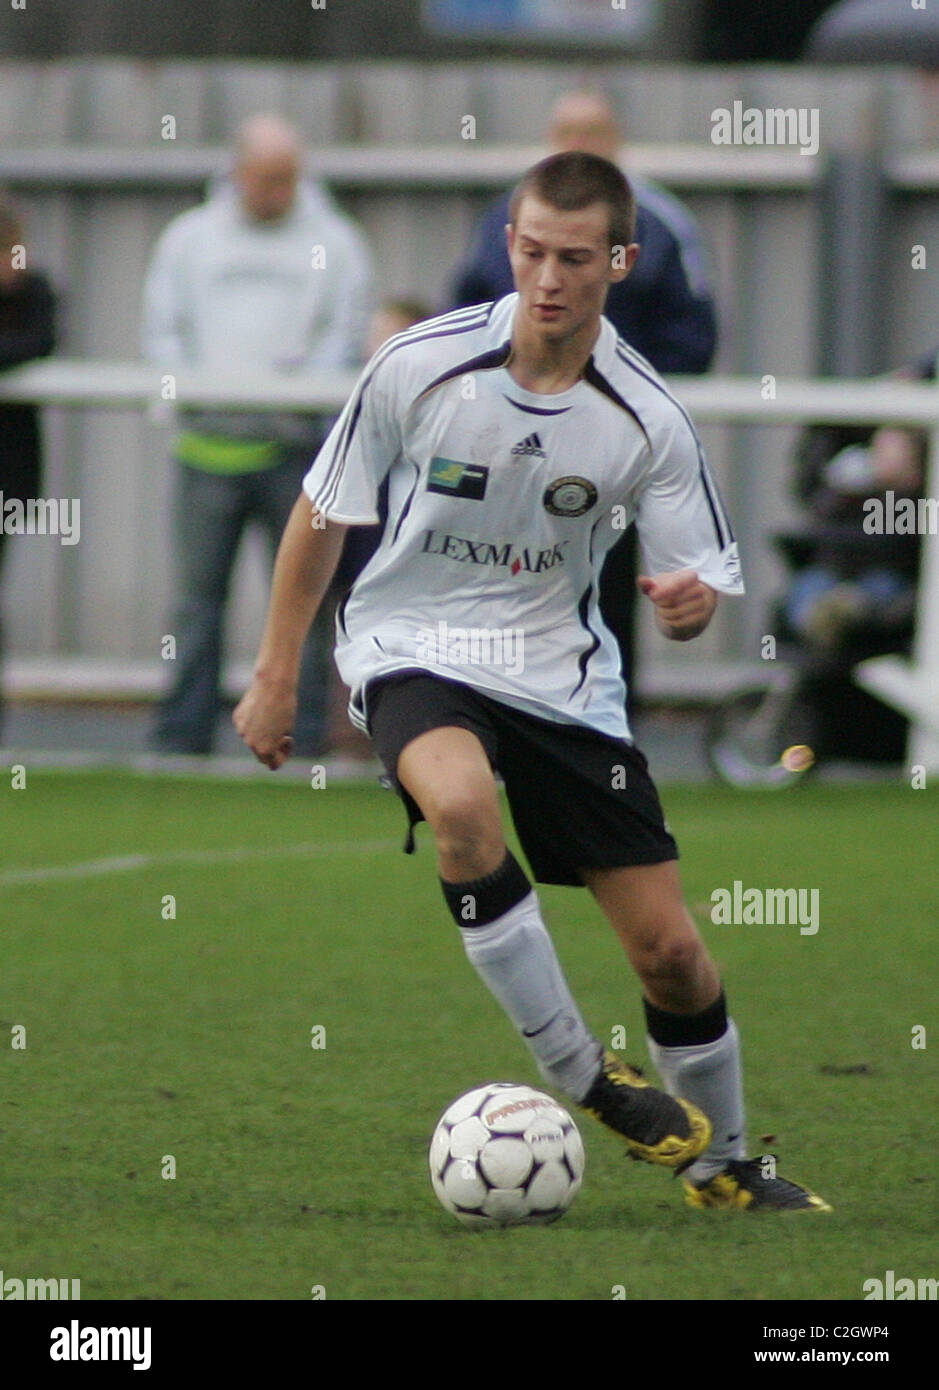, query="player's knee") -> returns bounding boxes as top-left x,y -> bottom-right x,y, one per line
634,928 -> 704,991
428,791 -> 503,873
